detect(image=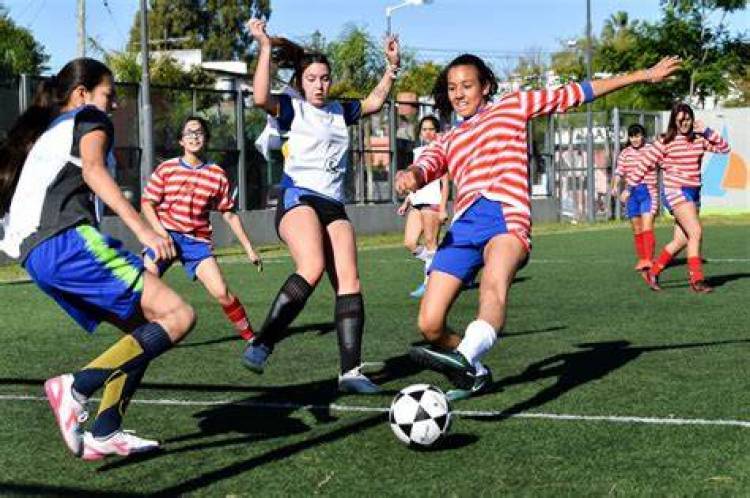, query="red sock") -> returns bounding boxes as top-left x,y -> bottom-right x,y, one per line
642,230 -> 655,262
222,297 -> 254,341
633,233 -> 645,260
651,248 -> 673,276
687,256 -> 704,283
